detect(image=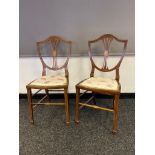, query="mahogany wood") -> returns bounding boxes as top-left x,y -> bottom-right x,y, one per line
75,34 -> 128,134
26,36 -> 72,125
